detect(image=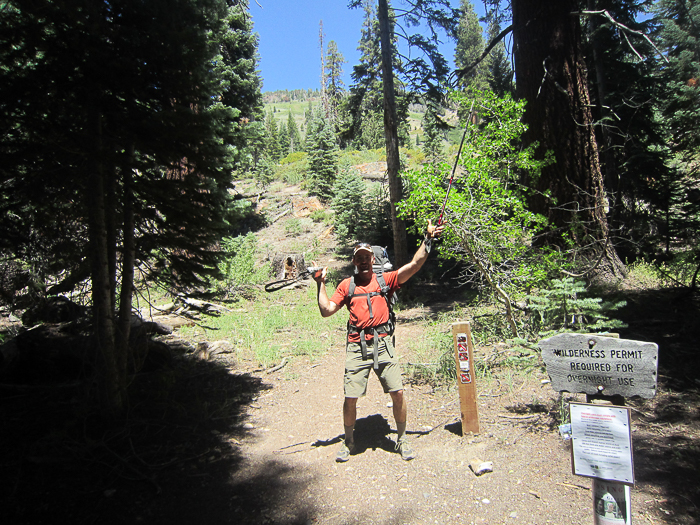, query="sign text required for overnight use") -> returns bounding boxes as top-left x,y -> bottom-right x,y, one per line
539,334 -> 658,398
